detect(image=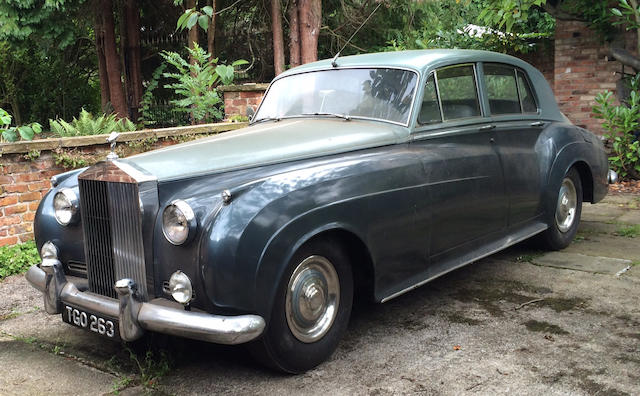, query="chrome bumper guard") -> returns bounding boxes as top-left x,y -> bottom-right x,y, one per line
25,260 -> 265,345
